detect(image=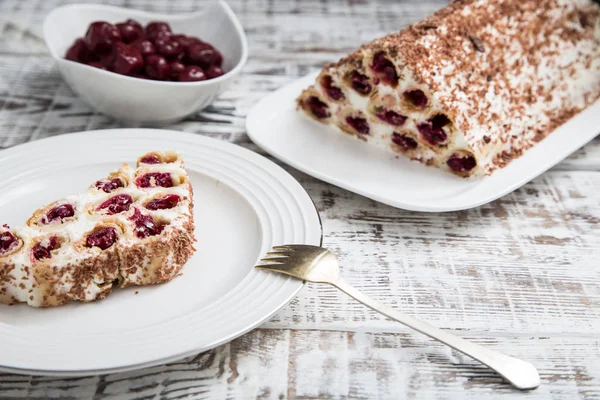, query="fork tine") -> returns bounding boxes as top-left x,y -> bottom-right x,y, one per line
266,251 -> 290,257
272,245 -> 295,251
259,257 -> 288,264
256,261 -> 297,273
